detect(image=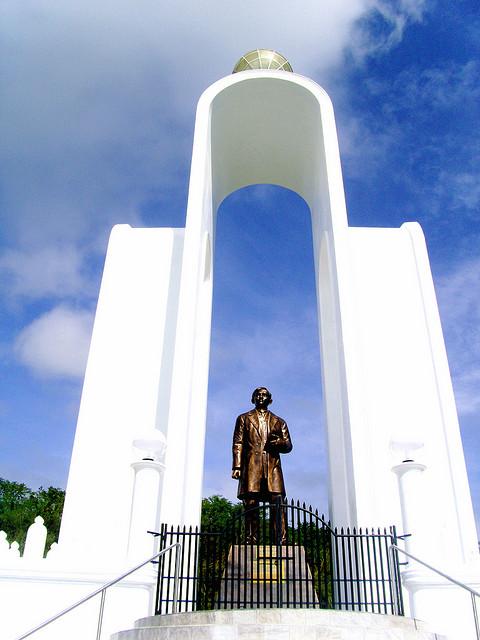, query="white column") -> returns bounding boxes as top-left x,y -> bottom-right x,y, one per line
128,435 -> 166,563
0,531 -> 9,558
393,457 -> 480,639
23,516 -> 48,560
392,461 -> 427,559
128,459 -> 165,563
